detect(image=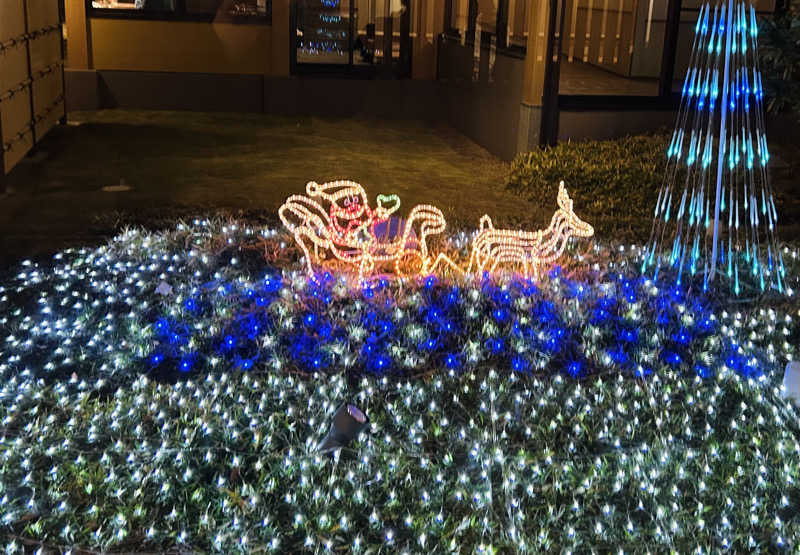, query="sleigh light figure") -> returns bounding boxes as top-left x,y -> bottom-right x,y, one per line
279,180 -> 447,280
